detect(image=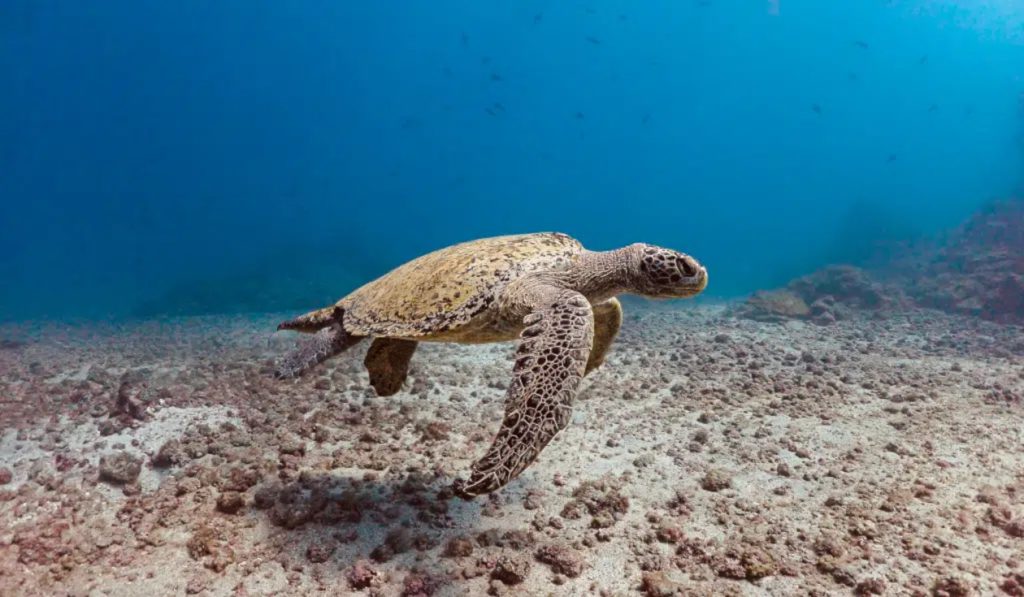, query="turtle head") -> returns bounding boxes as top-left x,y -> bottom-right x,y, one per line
629,244 -> 708,299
